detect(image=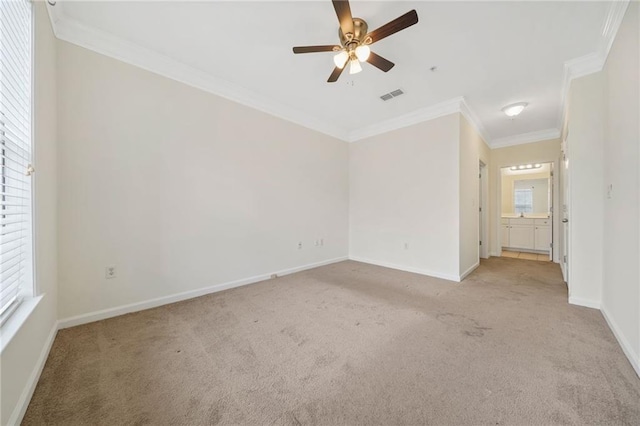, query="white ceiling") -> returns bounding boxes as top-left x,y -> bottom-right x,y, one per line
55,1 -> 613,143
